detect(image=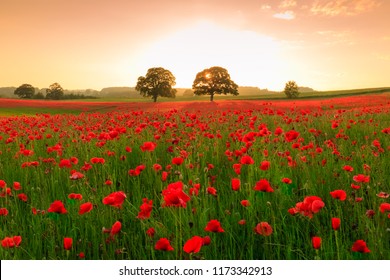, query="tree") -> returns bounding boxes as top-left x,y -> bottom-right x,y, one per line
135,67 -> 176,102
32,92 -> 45,99
192,66 -> 238,101
46,83 -> 64,100
284,81 -> 300,99
14,84 -> 35,99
